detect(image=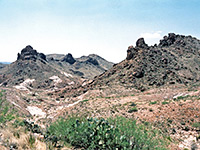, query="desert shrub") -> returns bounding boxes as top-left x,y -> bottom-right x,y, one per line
130,102 -> 137,106
128,107 -> 138,113
173,95 -> 190,101
192,122 -> 200,128
0,90 -> 15,124
46,116 -> 167,149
